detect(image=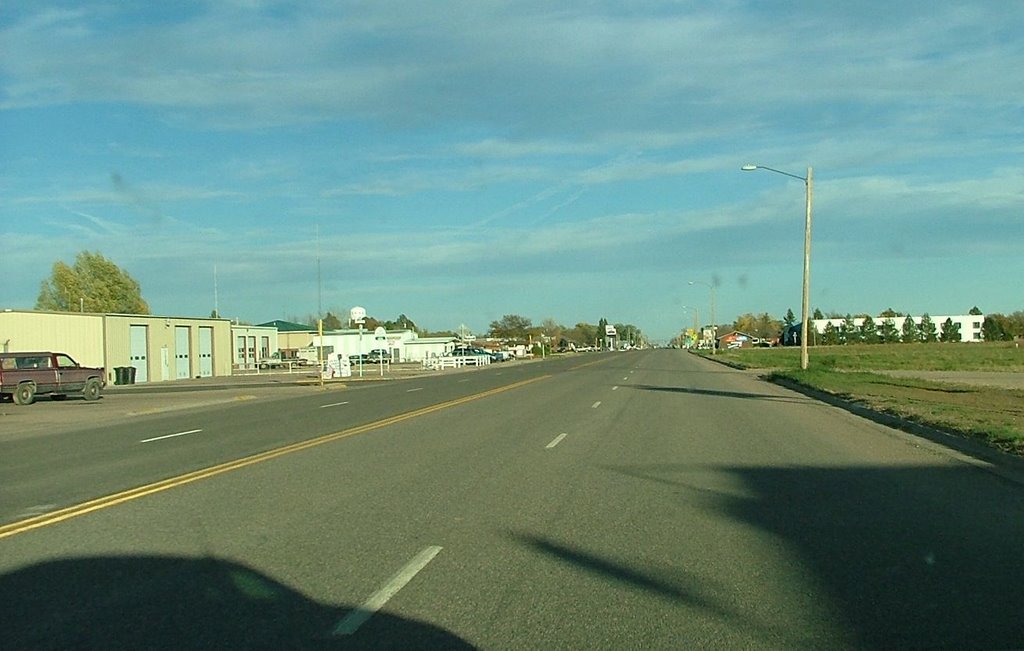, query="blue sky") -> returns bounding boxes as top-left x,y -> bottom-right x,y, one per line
2,1 -> 1022,341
